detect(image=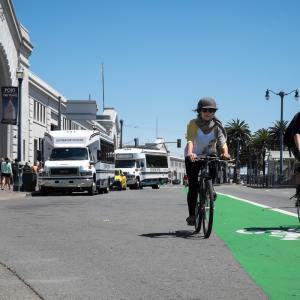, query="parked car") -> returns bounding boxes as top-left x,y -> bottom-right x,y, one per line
111,169 -> 127,190
171,179 -> 181,185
